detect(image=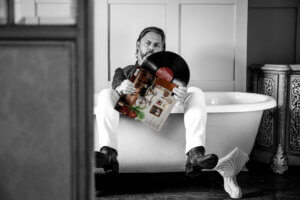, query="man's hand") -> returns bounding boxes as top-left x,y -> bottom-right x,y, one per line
173,86 -> 190,105
115,79 -> 135,95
